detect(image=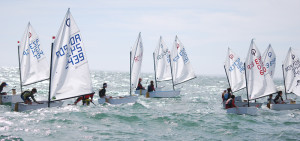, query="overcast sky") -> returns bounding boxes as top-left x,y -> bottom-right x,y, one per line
1,0 -> 300,78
